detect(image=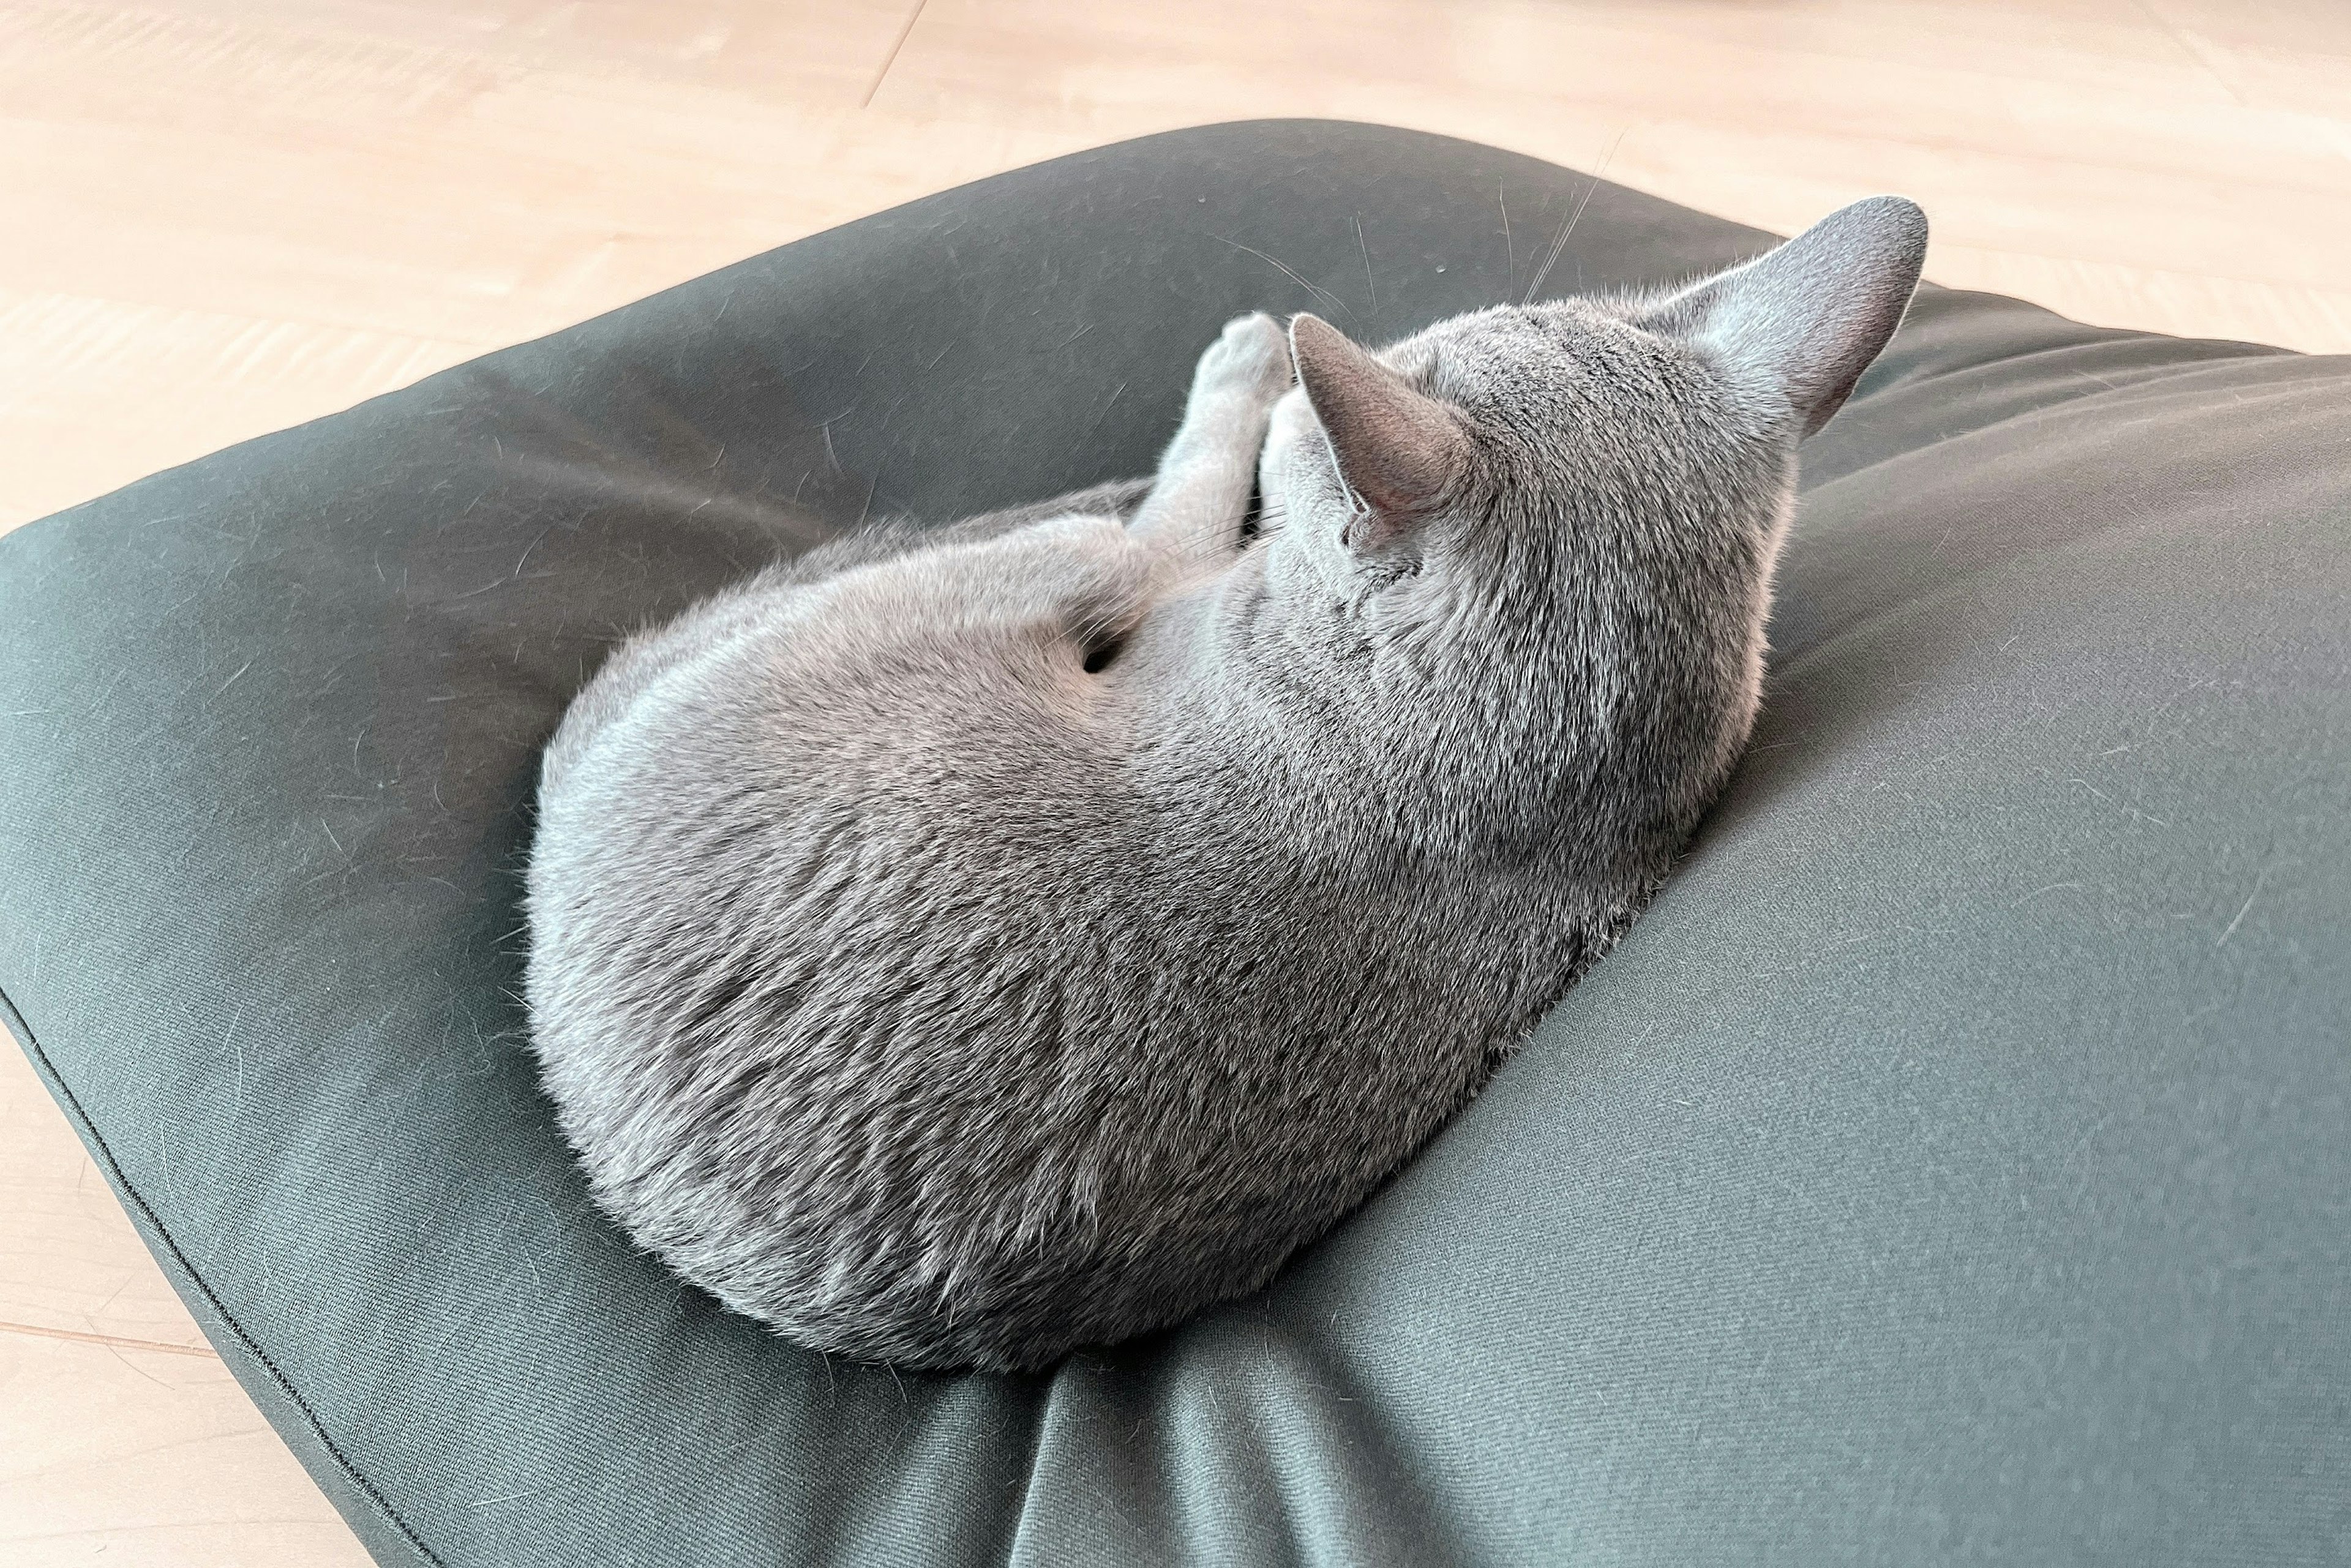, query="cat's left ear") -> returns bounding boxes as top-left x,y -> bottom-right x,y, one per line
1289,314 -> 1471,545
1646,196 -> 1928,437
